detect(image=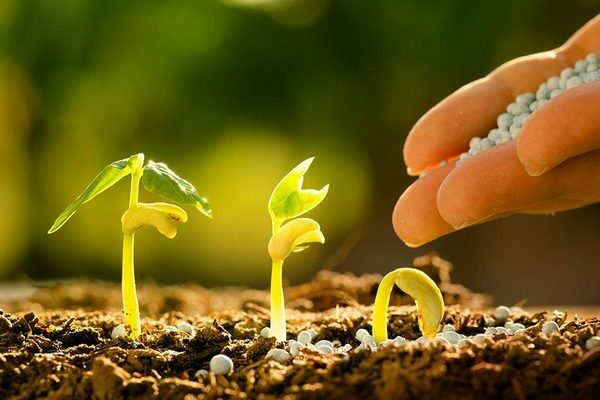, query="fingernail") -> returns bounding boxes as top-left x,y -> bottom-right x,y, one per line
525,165 -> 546,177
